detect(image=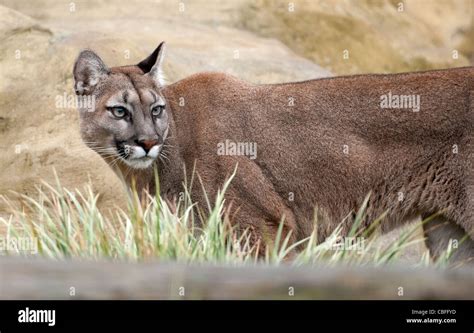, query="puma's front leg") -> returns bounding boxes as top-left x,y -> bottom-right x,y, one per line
221,159 -> 298,257
227,195 -> 298,257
